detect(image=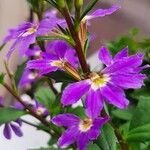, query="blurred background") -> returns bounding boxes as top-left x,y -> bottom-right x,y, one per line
0,0 -> 150,149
